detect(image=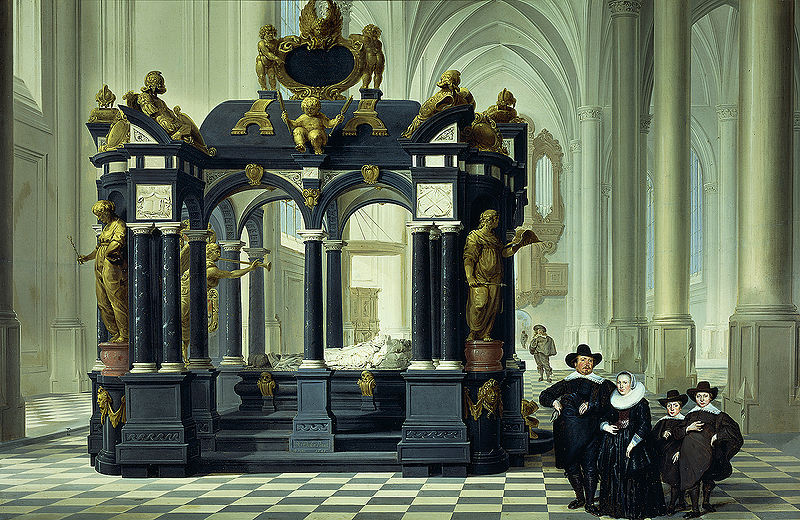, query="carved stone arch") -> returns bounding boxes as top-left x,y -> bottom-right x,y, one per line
243,209 -> 264,248
340,197 -> 413,238
216,199 -> 238,240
